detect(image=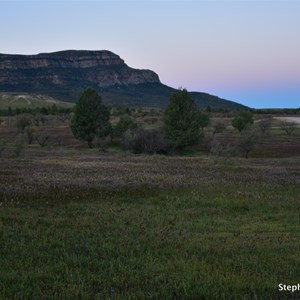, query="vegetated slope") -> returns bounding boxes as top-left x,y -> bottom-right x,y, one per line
102,83 -> 246,109
0,92 -> 73,109
0,50 -> 248,109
